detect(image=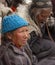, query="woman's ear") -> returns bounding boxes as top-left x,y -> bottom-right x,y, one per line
6,32 -> 12,40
